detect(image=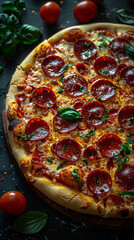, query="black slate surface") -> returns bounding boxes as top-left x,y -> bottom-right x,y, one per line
0,0 -> 134,239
